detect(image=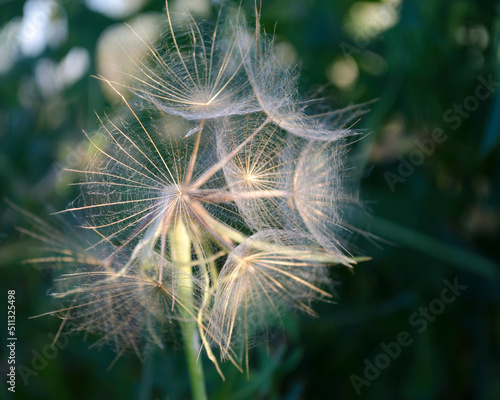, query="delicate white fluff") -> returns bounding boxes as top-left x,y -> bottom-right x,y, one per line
26,2 -> 366,372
